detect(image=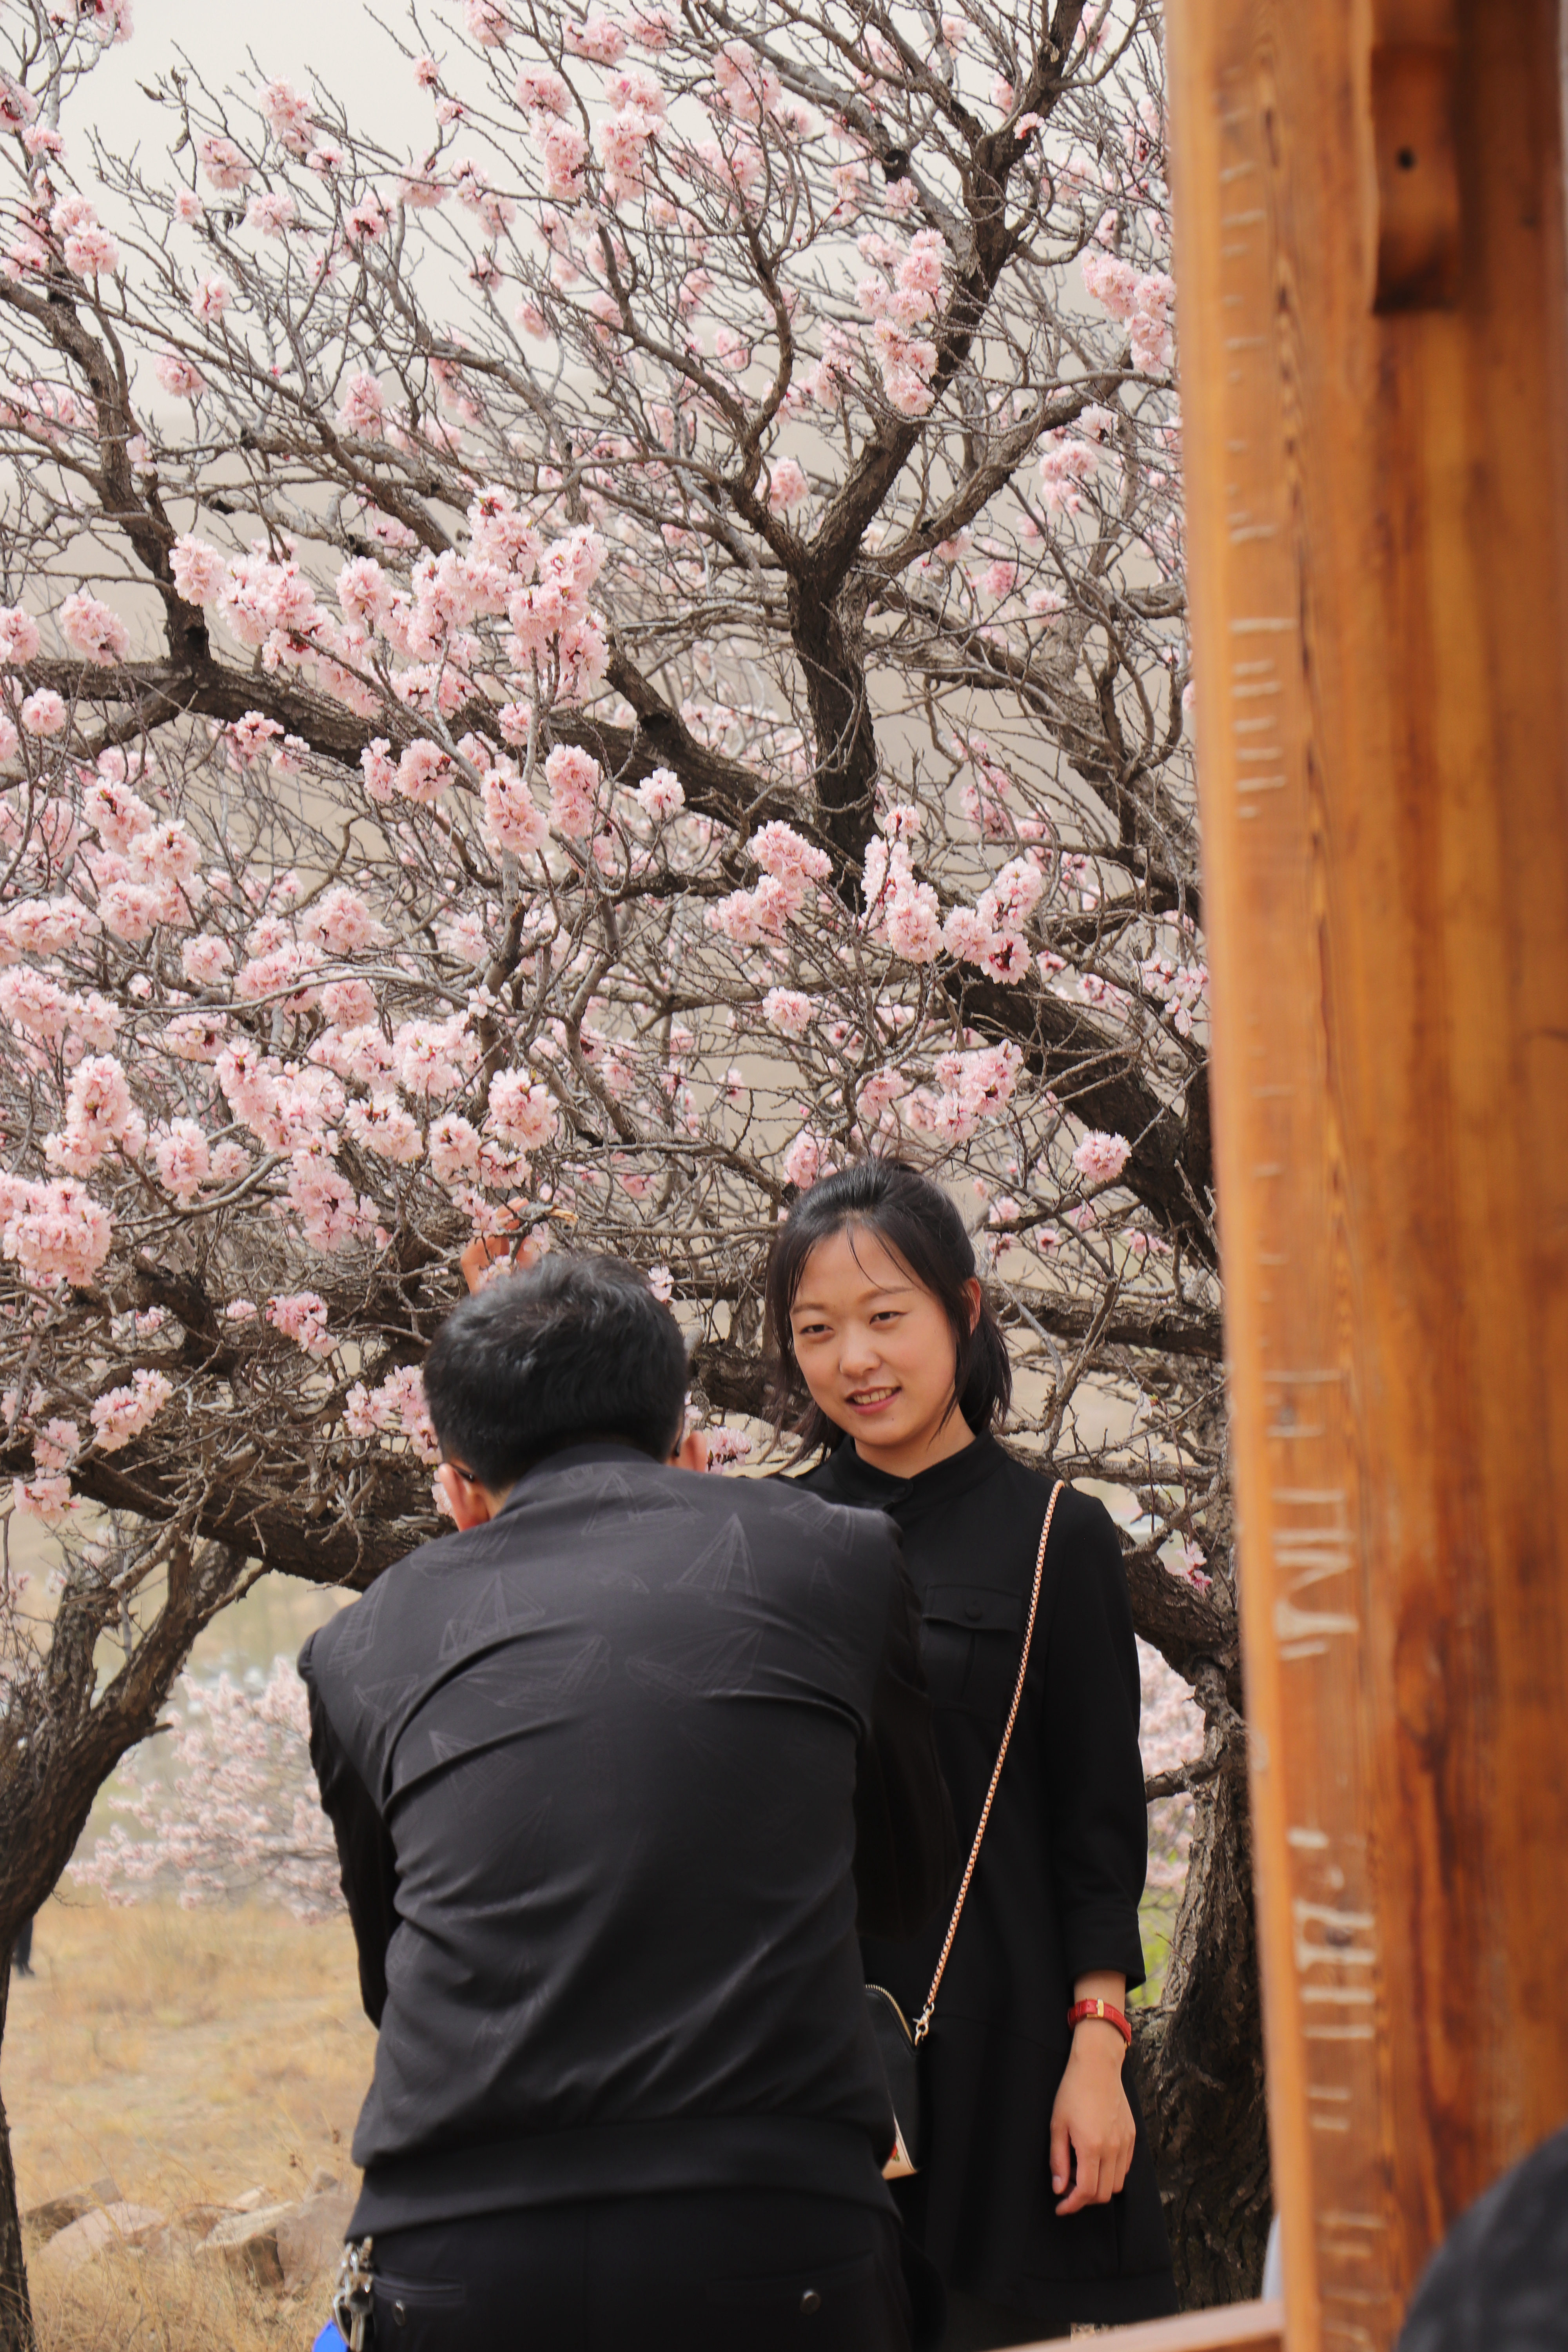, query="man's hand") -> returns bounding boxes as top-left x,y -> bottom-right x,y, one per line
1049,1974 -> 1136,2215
